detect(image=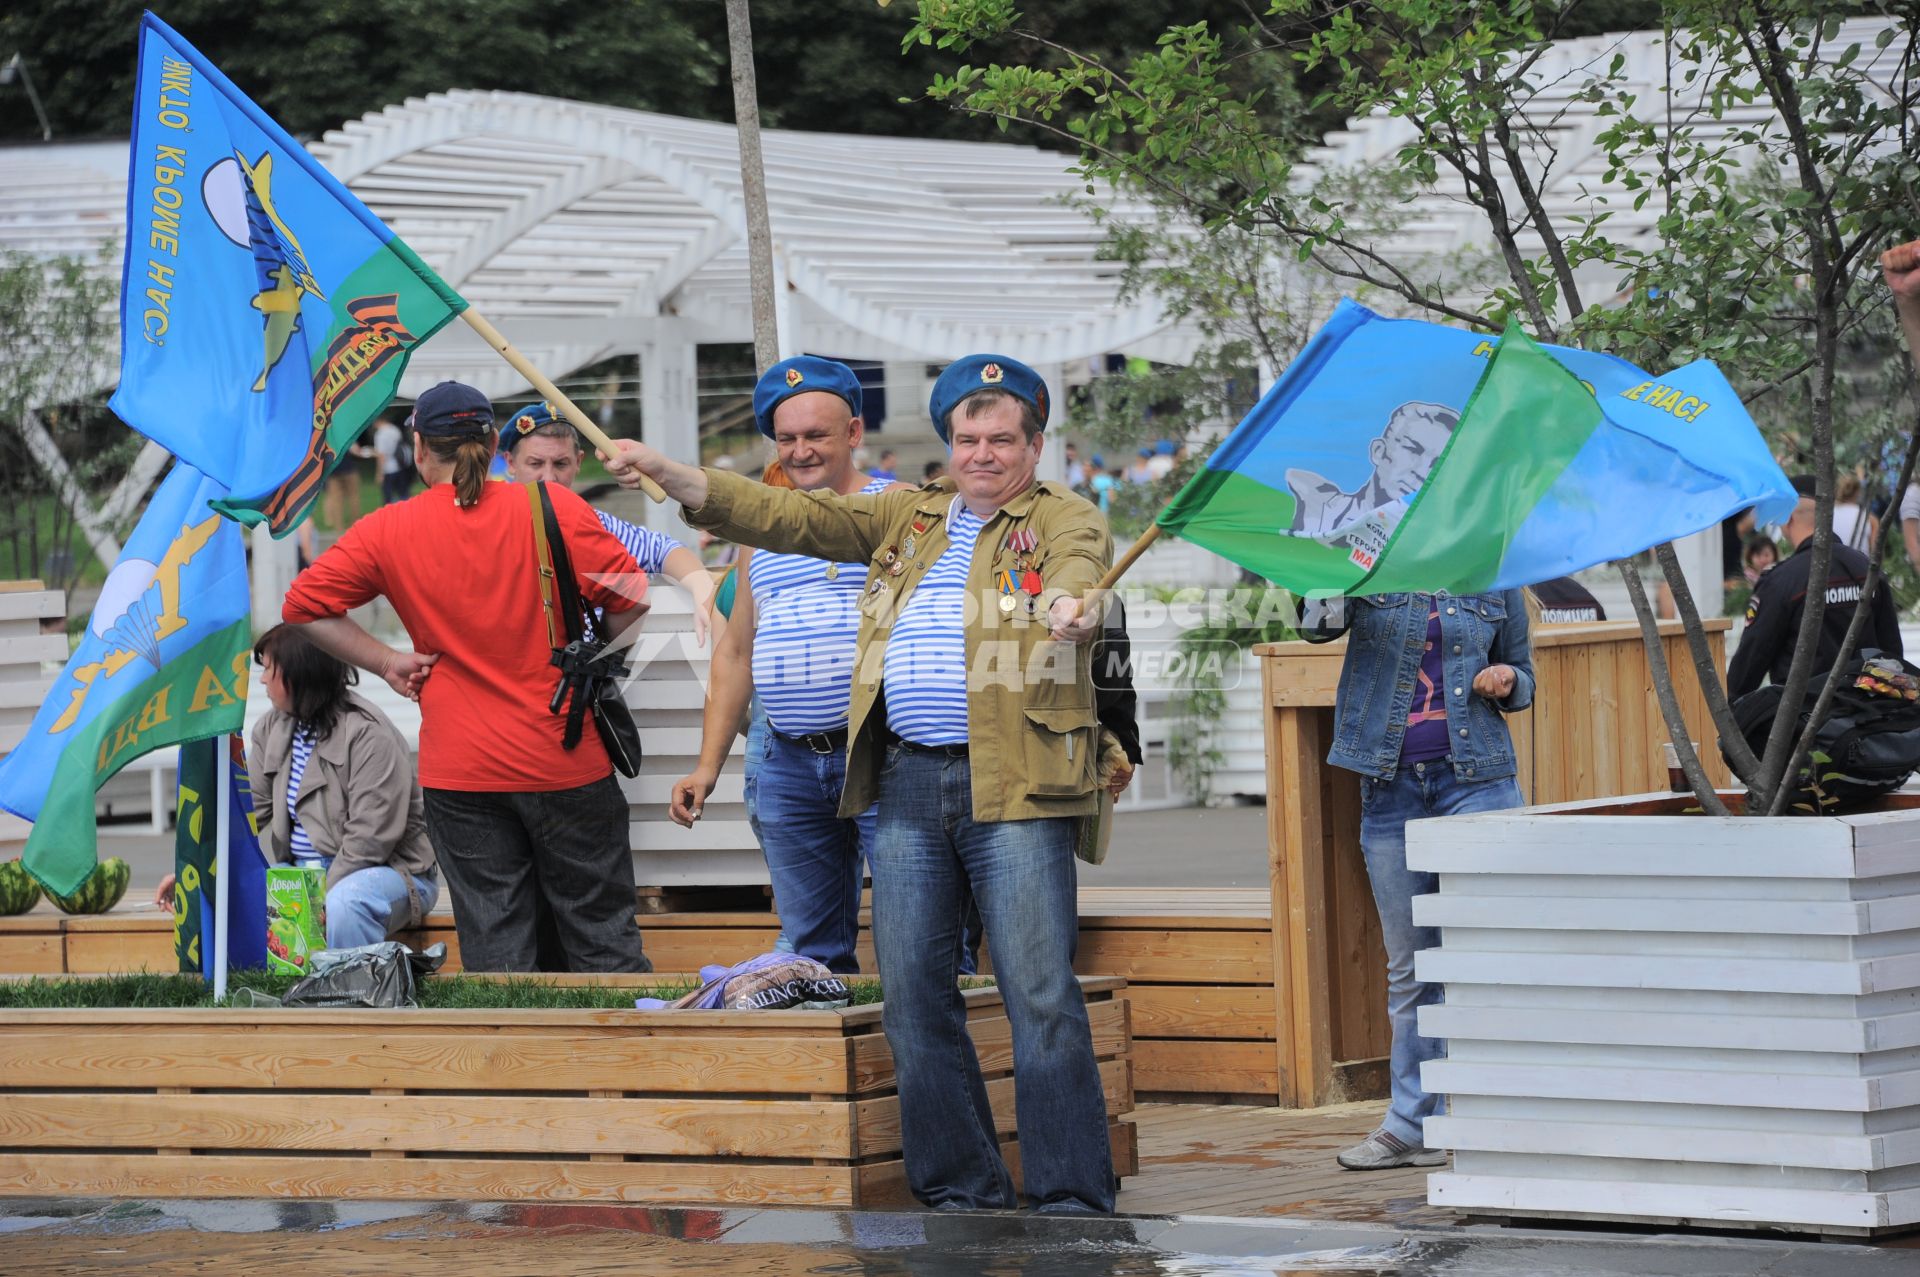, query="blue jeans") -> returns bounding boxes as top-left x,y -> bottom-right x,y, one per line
870,746 -> 1114,1213
752,730 -> 876,974
322,864 -> 440,950
1358,760 -> 1523,1147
